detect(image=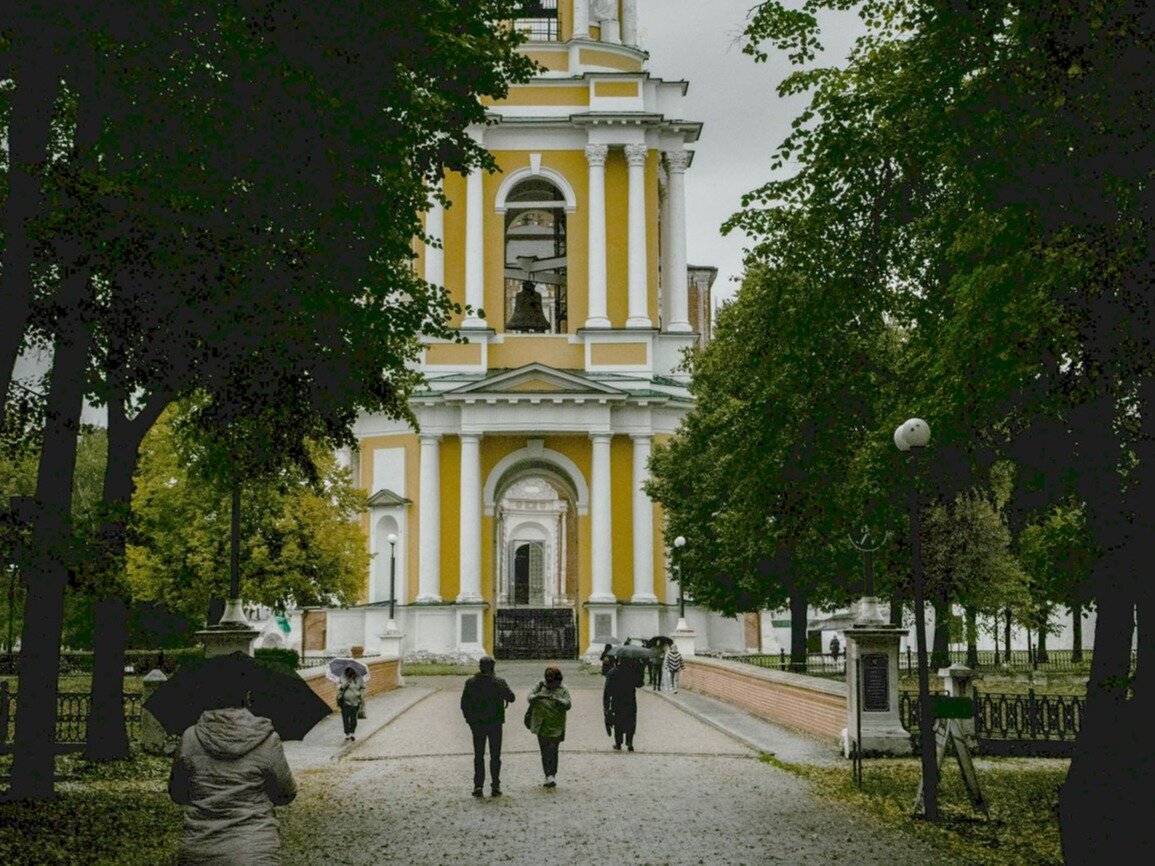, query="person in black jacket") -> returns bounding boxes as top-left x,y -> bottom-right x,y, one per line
460,655 -> 516,798
604,656 -> 644,751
